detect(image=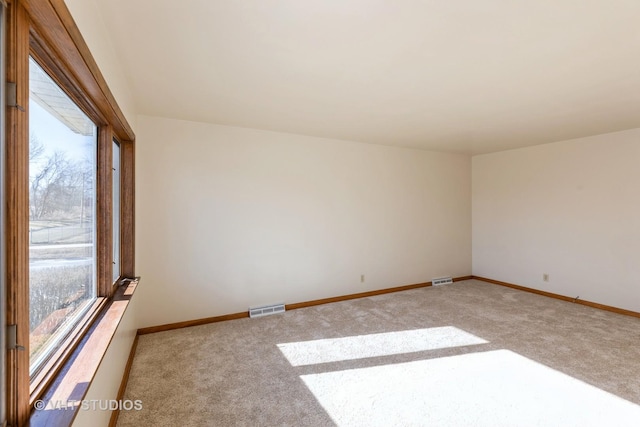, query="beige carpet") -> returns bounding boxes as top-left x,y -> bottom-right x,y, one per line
117,280 -> 640,426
